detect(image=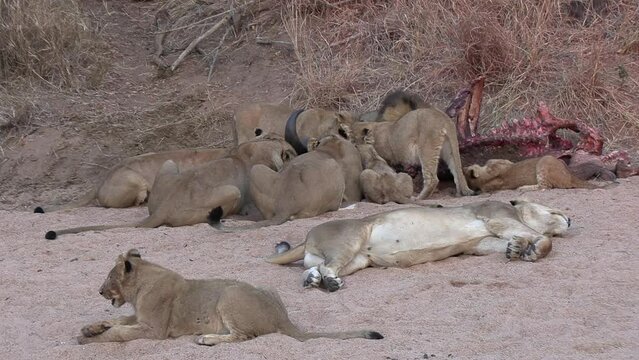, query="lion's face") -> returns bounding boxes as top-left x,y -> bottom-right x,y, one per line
512,200 -> 571,236
238,135 -> 297,171
463,159 -> 514,190
98,249 -> 141,308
